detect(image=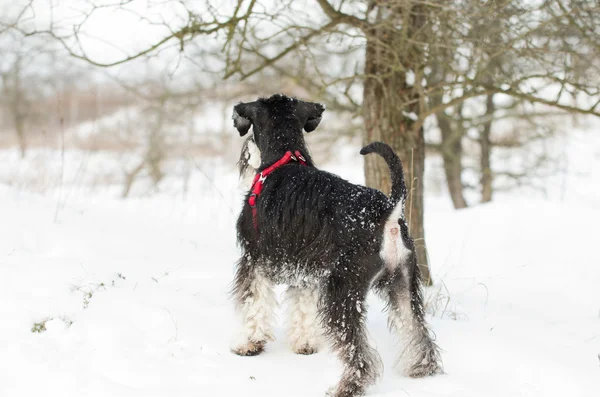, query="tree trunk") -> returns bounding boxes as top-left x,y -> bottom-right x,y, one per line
122,160 -> 145,198
10,58 -> 27,158
146,100 -> 166,186
438,122 -> 468,209
362,4 -> 432,285
15,114 -> 26,159
480,93 -> 494,203
430,93 -> 468,209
